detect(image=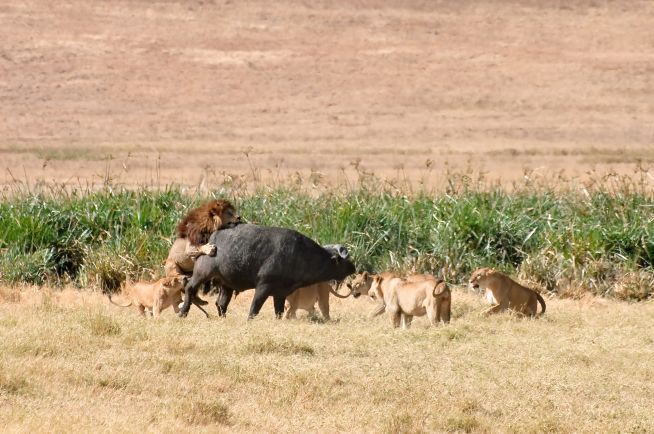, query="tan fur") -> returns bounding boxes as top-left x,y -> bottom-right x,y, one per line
350,271 -> 393,297
368,274 -> 451,329
469,267 -> 546,317
350,271 -> 448,318
164,199 -> 239,277
164,238 -> 217,277
284,282 -> 332,320
350,271 -> 439,296
108,276 -> 186,317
